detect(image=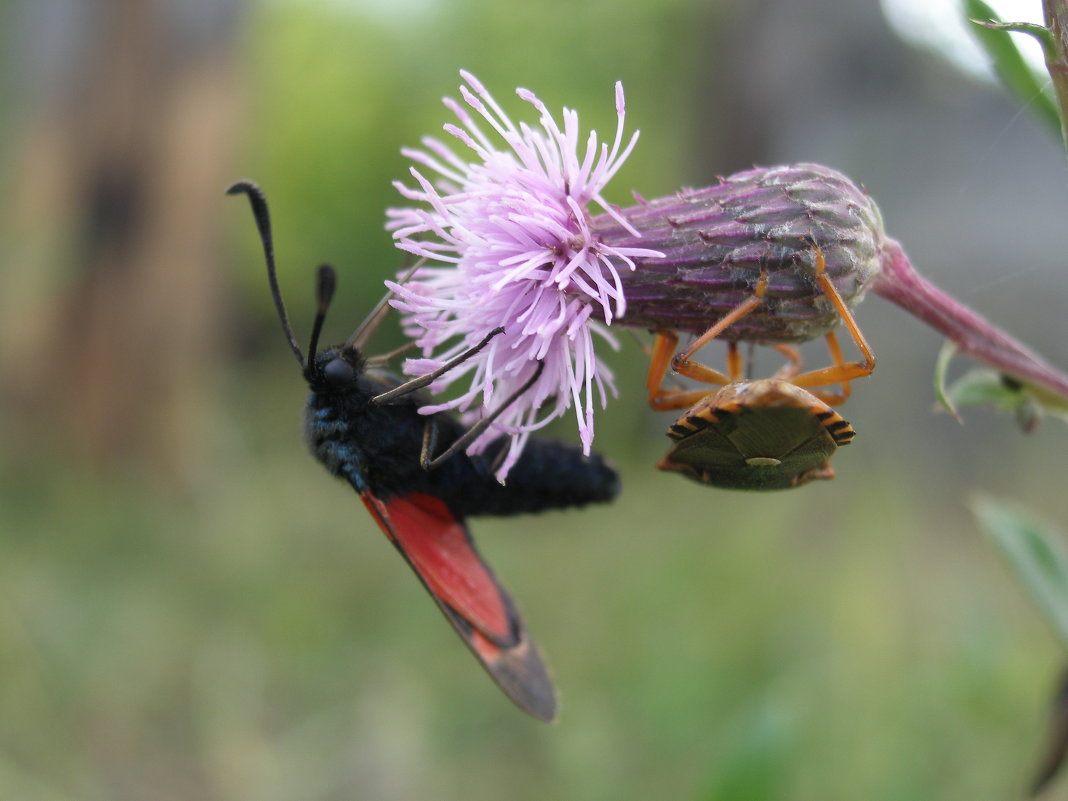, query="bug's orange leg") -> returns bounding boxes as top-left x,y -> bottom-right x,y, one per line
647,330 -> 721,411
645,330 -> 675,401
726,341 -> 744,382
670,269 -> 769,384
788,243 -> 876,396
771,344 -> 802,380
799,332 -> 855,404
